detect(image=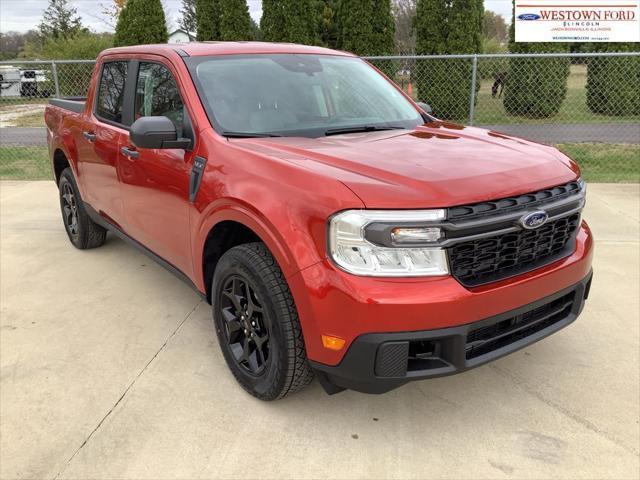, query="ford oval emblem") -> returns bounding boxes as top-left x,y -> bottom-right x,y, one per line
518,13 -> 541,21
520,211 -> 548,229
